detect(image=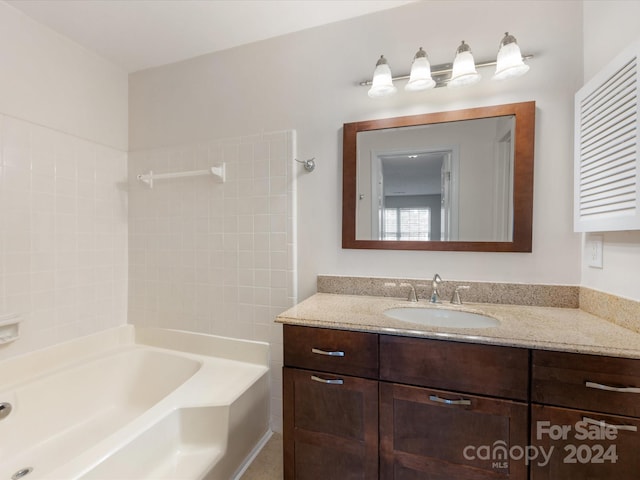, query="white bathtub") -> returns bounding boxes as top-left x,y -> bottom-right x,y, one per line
0,326 -> 270,480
